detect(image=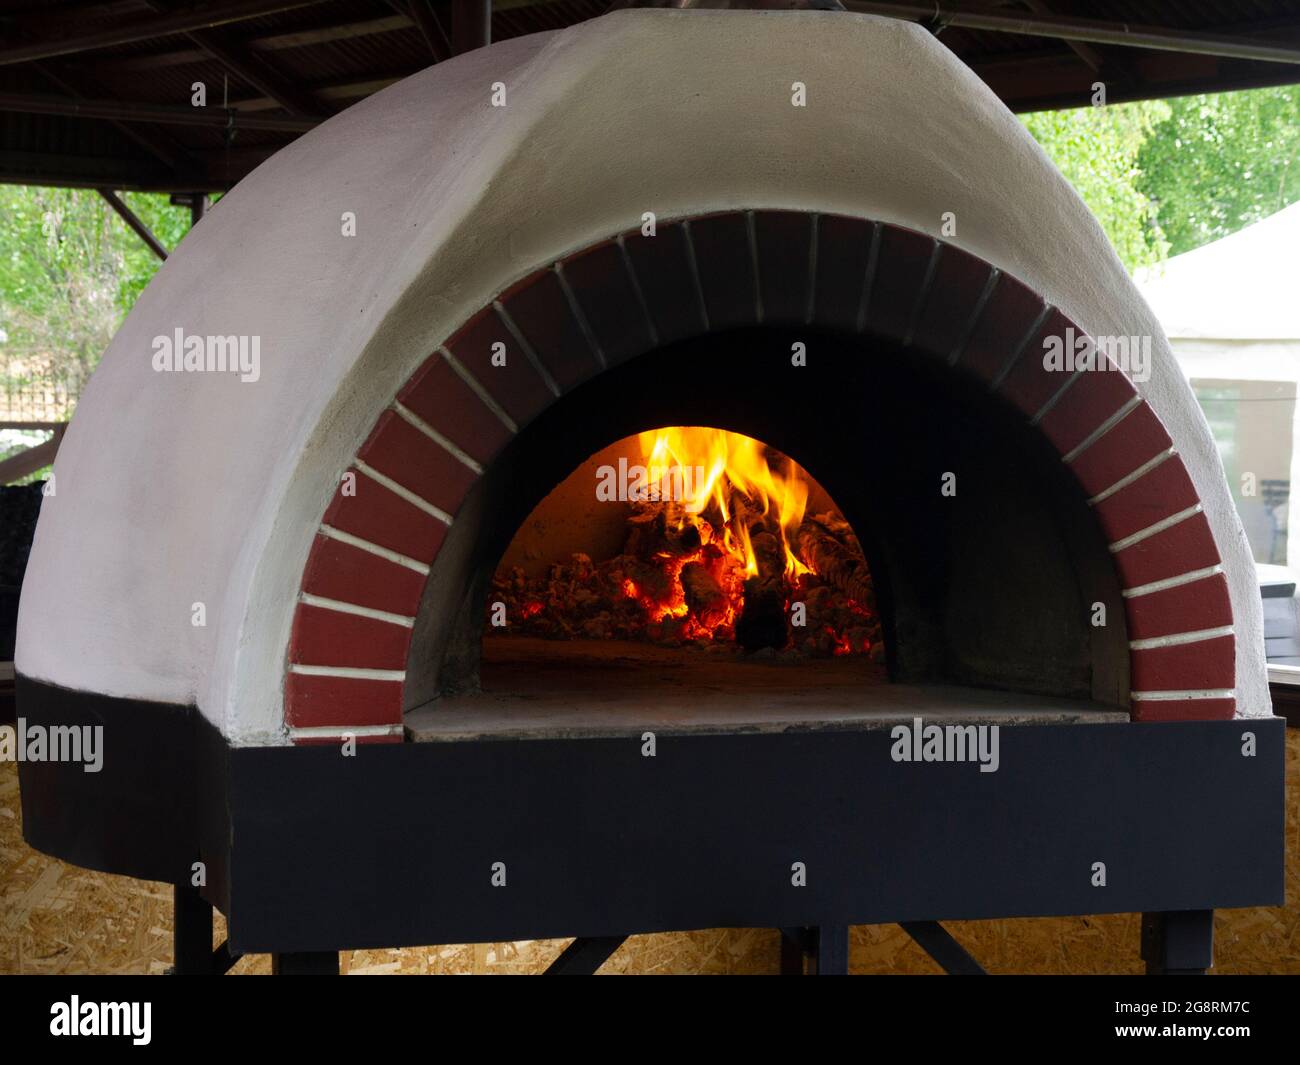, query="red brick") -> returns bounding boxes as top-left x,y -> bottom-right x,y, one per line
498,267 -> 603,390
1131,697 -> 1235,722
560,241 -> 656,368
909,245 -> 997,360
689,212 -> 757,331
289,602 -> 412,670
1130,635 -> 1235,691
1124,572 -> 1233,641
958,272 -> 1045,383
1111,510 -> 1220,588
754,210 -> 814,325
1092,455 -> 1200,543
284,673 -> 403,728
812,214 -> 876,333
865,224 -> 935,343
323,467 -> 448,564
1067,402 -> 1174,500
1038,360 -> 1137,456
301,534 -> 426,617
444,305 -> 554,427
397,353 -> 513,466
622,222 -> 706,345
358,410 -> 476,517
997,310 -> 1081,418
